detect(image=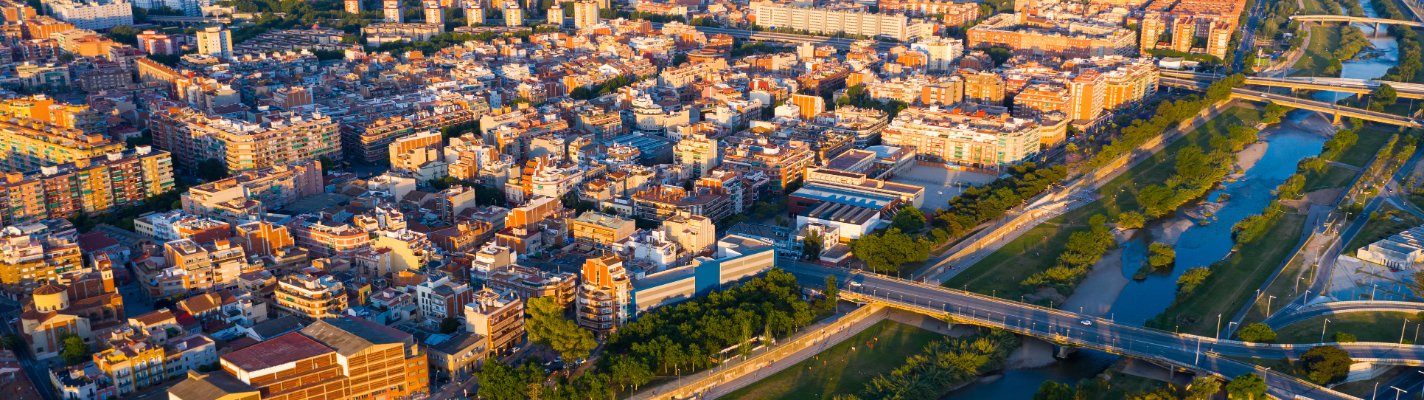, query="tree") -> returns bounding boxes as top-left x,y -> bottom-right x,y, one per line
525,297 -> 596,363
1226,373 -> 1267,400
1117,211 -> 1146,230
1033,381 -> 1075,400
0,334 -> 19,351
1237,323 -> 1278,343
608,355 -> 652,393
1263,103 -> 1290,125
819,275 -> 839,314
1373,83 -> 1399,107
196,158 -> 228,181
891,206 -> 926,232
439,317 -> 461,334
1148,243 -> 1176,269
1185,376 -> 1223,400
477,361 -> 538,400
802,230 -> 824,261
1296,345 -> 1352,385
60,335 -> 88,365
850,228 -> 931,274
1177,267 -> 1212,295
